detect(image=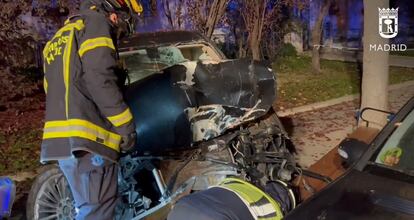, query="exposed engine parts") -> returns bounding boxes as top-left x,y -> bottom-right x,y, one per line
112,114 -> 300,219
